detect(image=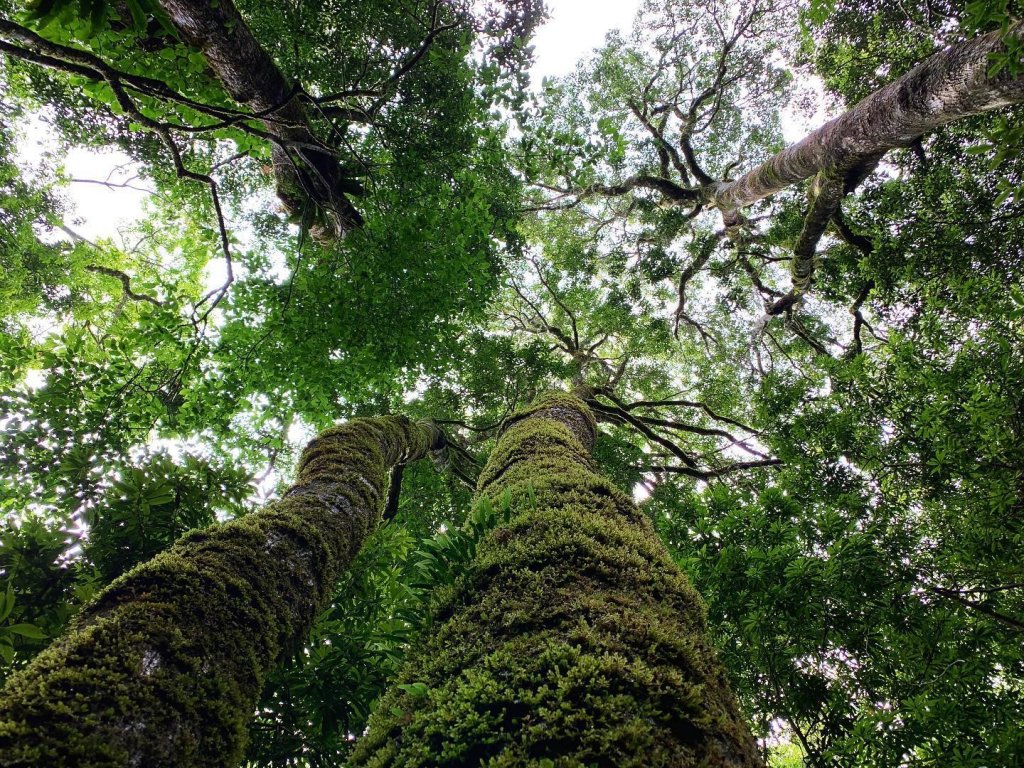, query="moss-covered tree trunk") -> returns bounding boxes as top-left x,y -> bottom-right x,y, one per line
0,417 -> 441,768
350,393 -> 762,767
